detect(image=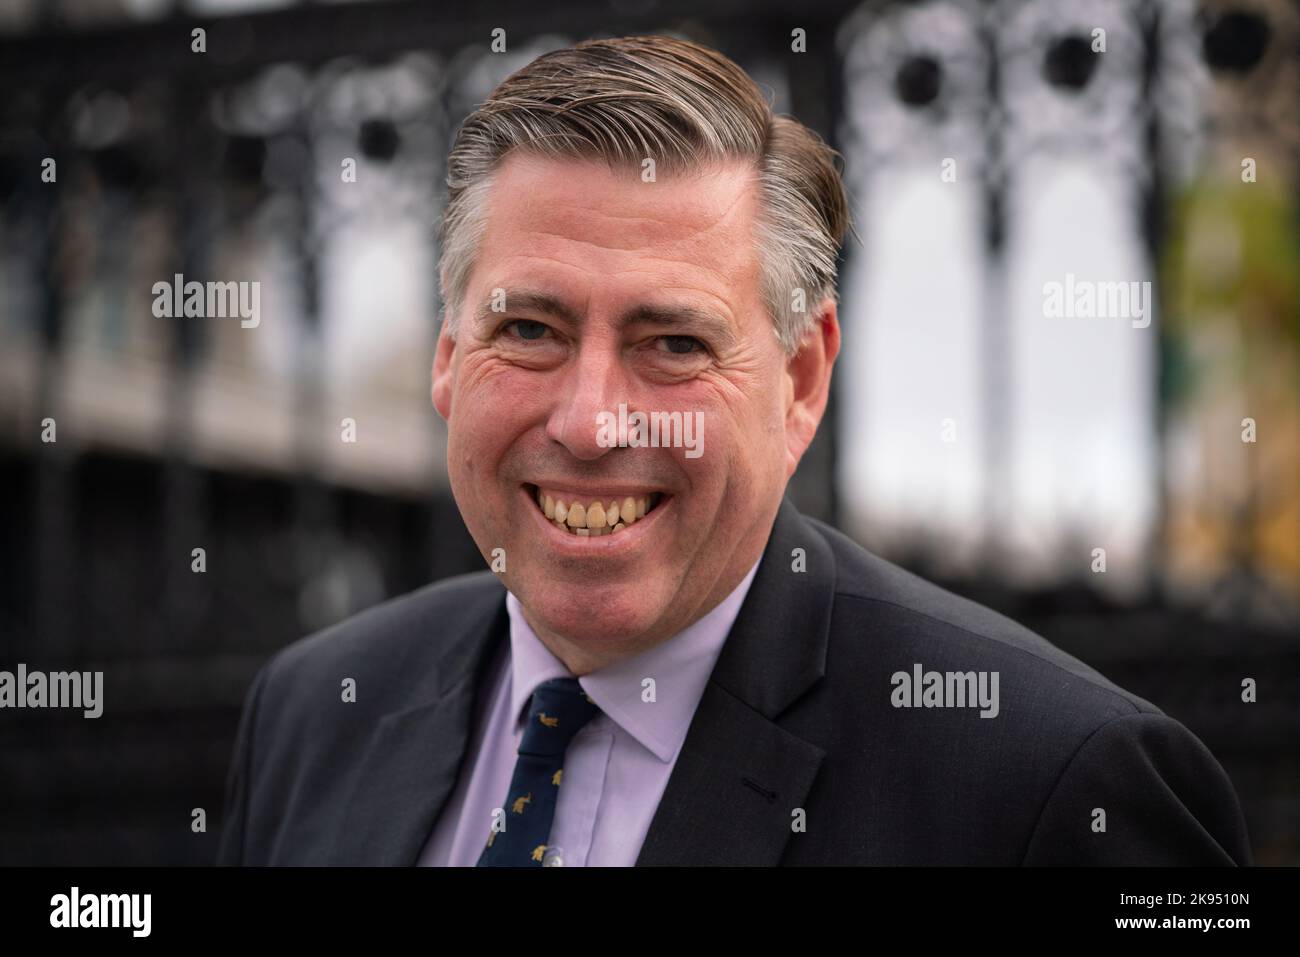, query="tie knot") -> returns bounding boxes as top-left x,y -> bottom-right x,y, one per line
519,677 -> 601,757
